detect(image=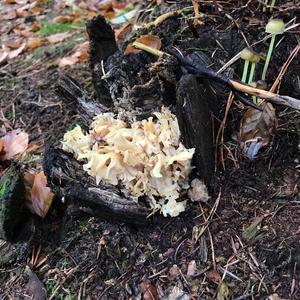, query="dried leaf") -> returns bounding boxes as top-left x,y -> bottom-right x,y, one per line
25,266 -> 47,300
0,129 -> 29,160
46,32 -> 72,44
72,41 -> 89,60
0,50 -> 8,65
140,280 -> 159,300
242,215 -> 265,241
58,41 -> 89,68
16,2 -> 37,18
125,35 -> 161,55
1,8 -> 17,20
25,171 -> 54,218
7,42 -> 27,59
239,102 -> 276,159
206,270 -> 222,282
27,37 -> 44,49
58,56 -> 78,68
3,35 -> 25,49
217,282 -> 229,300
115,23 -> 132,41
53,15 -> 75,23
